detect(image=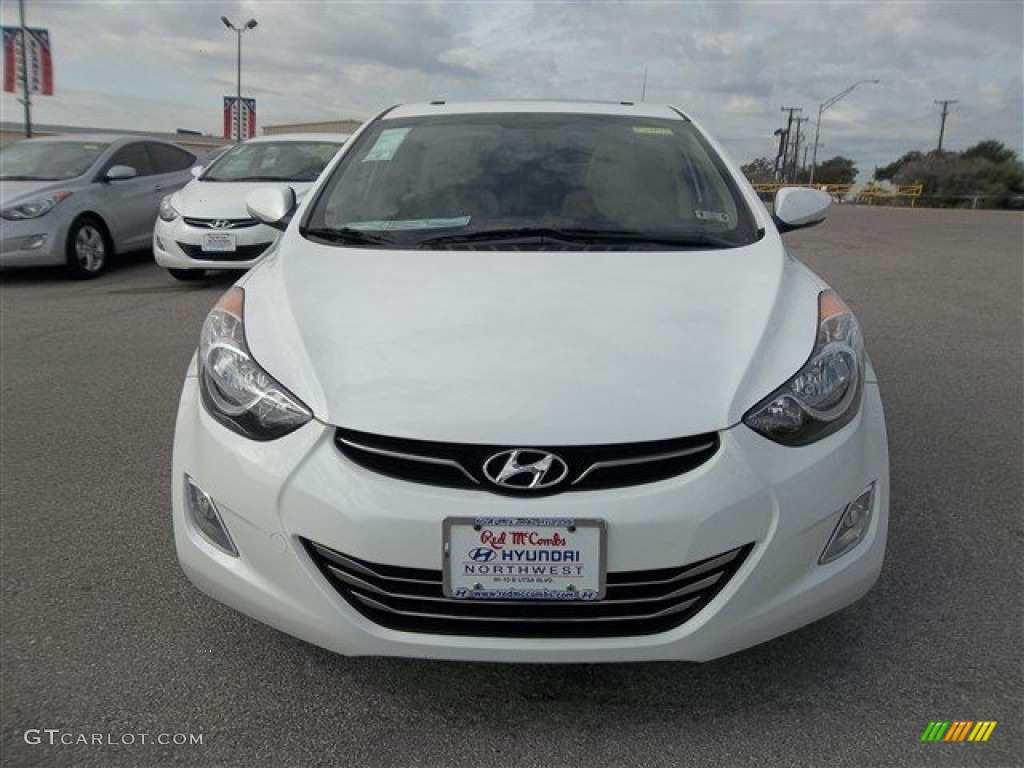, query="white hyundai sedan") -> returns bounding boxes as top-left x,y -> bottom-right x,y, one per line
153,133 -> 346,280
172,101 -> 889,663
